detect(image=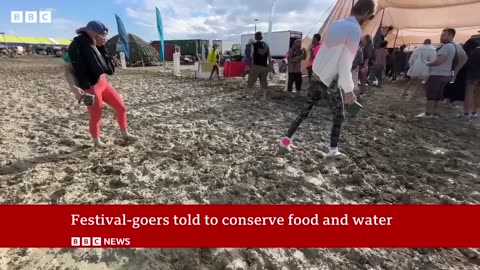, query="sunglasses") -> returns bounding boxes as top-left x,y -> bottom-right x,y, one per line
96,32 -> 108,40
